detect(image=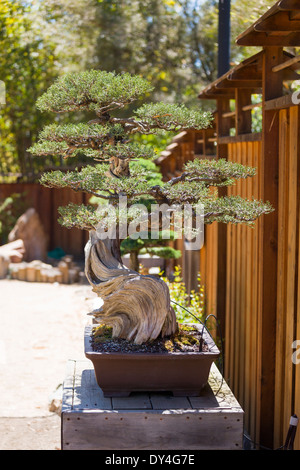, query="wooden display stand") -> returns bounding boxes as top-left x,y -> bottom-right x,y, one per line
61,359 -> 244,450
